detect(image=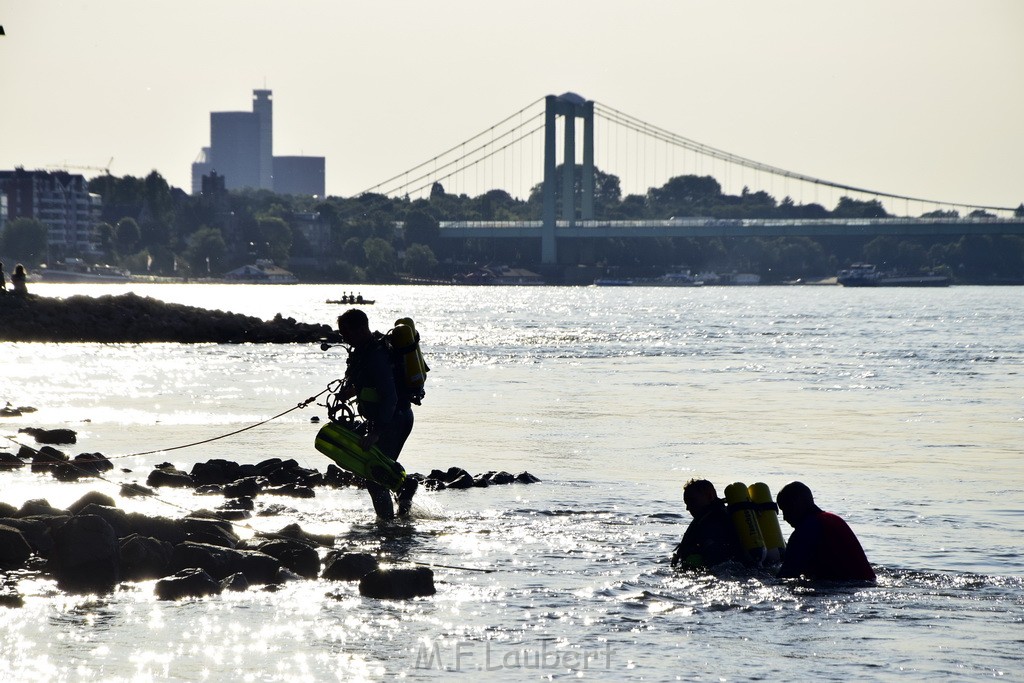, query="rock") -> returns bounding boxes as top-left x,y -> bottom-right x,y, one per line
515,471 -> 541,484
146,464 -> 195,489
30,447 -> 67,473
18,427 -> 77,445
0,502 -> 16,517
71,452 -> 113,474
359,567 -> 436,599
0,452 -> 26,470
256,539 -> 320,579
15,499 -> 68,518
267,523 -> 334,548
68,491 -> 117,515
322,552 -> 379,581
170,541 -> 281,584
0,524 -> 32,565
190,459 -> 248,486
76,504 -> 133,538
49,514 -> 120,593
491,471 -> 517,485
155,568 -> 223,600
119,533 -> 174,581
220,572 -> 250,592
181,515 -> 239,548
0,292 -> 343,344
263,484 -> 315,499
126,513 -> 187,545
223,476 -> 265,498
445,472 -> 475,489
120,482 -> 155,498
0,517 -> 56,555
